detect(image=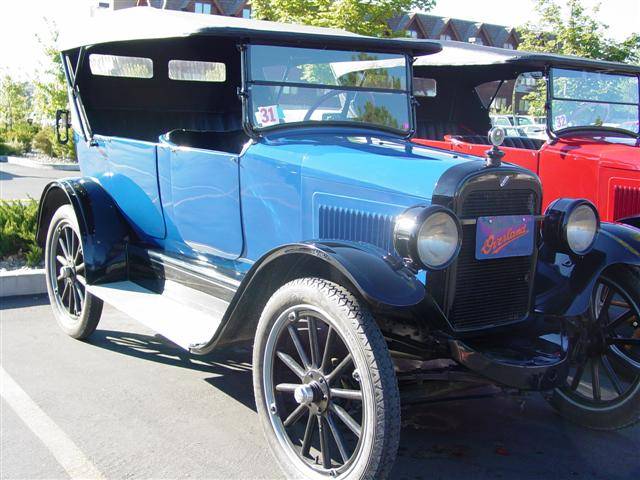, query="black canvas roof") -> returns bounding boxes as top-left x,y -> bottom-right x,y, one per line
415,40 -> 640,75
59,8 -> 441,56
